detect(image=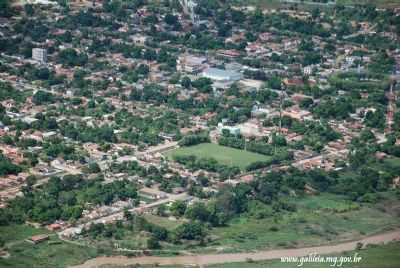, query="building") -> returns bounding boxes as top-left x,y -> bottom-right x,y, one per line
176,54 -> 207,74
202,68 -> 243,82
26,234 -> 50,244
282,106 -> 312,121
303,66 -> 313,76
217,123 -> 240,136
138,187 -> 167,200
217,49 -> 241,58
131,34 -> 147,46
32,48 -> 47,63
237,121 -> 264,138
